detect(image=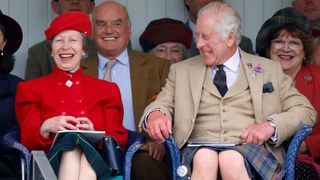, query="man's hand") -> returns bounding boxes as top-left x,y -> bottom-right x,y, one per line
240,121 -> 275,145
140,141 -> 166,161
147,111 -> 172,142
